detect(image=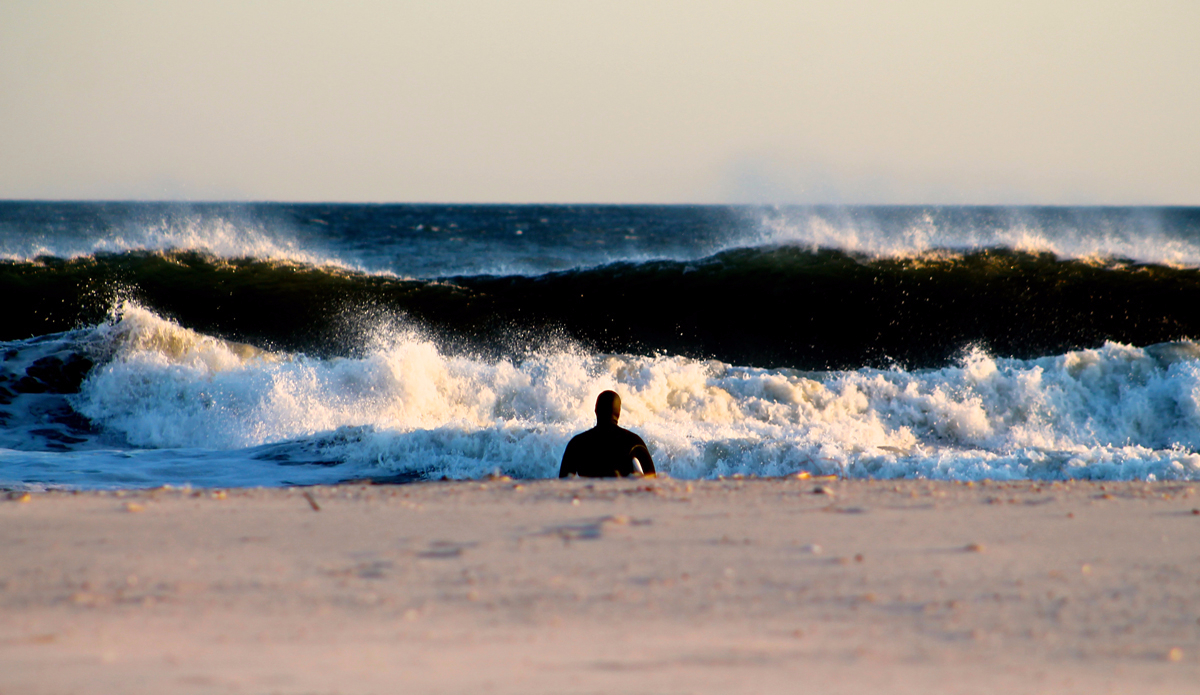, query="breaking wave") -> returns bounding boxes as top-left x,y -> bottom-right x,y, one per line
2,304 -> 1198,487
